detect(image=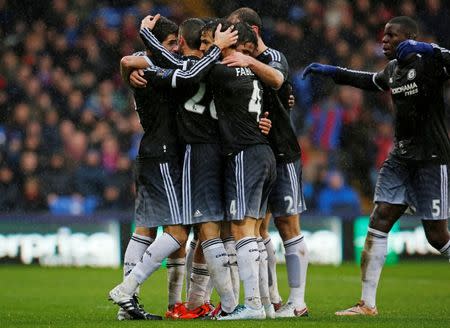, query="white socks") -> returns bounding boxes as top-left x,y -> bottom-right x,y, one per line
439,240 -> 450,259
223,236 -> 240,301
264,237 -> 282,304
257,238 -> 270,306
236,237 -> 261,310
204,276 -> 214,304
202,238 -> 237,313
185,239 -> 197,298
167,258 -> 185,307
284,235 -> 308,309
187,262 -> 209,309
361,228 -> 388,308
123,233 -> 153,279
125,232 -> 181,295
